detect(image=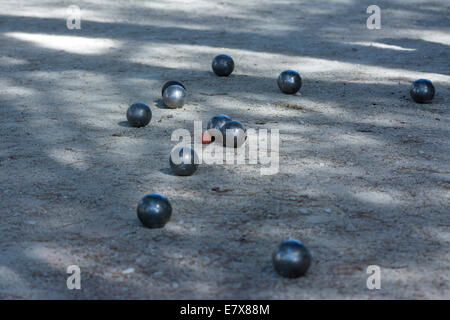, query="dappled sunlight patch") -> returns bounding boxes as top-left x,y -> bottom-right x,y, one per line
0,85 -> 35,97
258,224 -> 293,239
356,65 -> 450,83
127,43 -> 207,71
47,148 -> 90,170
330,132 -> 385,147
0,56 -> 28,66
24,244 -> 97,269
1,5 -> 113,23
129,42 -> 450,84
165,222 -> 199,236
346,41 -> 416,52
353,190 -> 404,206
4,32 -> 120,55
418,226 -> 450,245
413,29 -> 450,46
288,157 -> 367,174
138,0 -> 225,12
137,0 -> 296,31
0,79 -> 36,96
189,281 -> 220,295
